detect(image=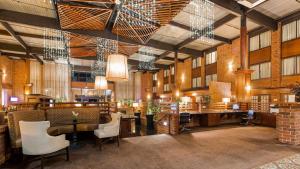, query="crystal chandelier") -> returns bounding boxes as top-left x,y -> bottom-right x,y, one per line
92,38 -> 110,90
43,29 -> 70,61
121,0 -> 157,27
189,0 -> 215,43
137,48 -> 157,71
